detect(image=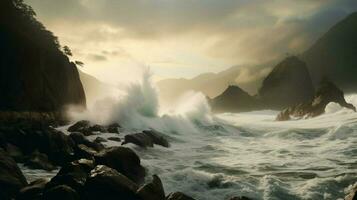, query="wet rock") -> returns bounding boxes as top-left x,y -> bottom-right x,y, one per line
143,130 -> 170,148
276,80 -> 356,121
95,147 -> 146,183
75,144 -> 98,160
5,143 -> 24,162
229,197 -> 253,200
345,186 -> 357,200
166,192 -> 196,200
123,130 -> 169,148
45,159 -> 94,195
69,132 -> 104,151
83,165 -> 140,200
107,123 -> 121,134
43,185 -> 79,200
89,124 -> 107,133
68,120 -> 91,133
25,150 -> 55,171
0,148 -> 27,200
16,178 -> 49,200
108,137 -> 121,142
94,137 -> 107,143
137,175 -> 165,200
123,133 -> 154,148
